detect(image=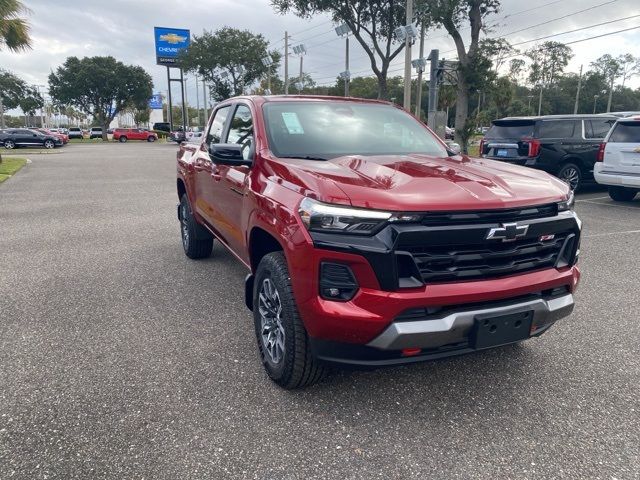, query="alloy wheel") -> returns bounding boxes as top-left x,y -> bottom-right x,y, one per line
181,203 -> 189,249
44,140 -> 54,149
4,140 -> 15,149
559,166 -> 580,191
258,278 -> 285,364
